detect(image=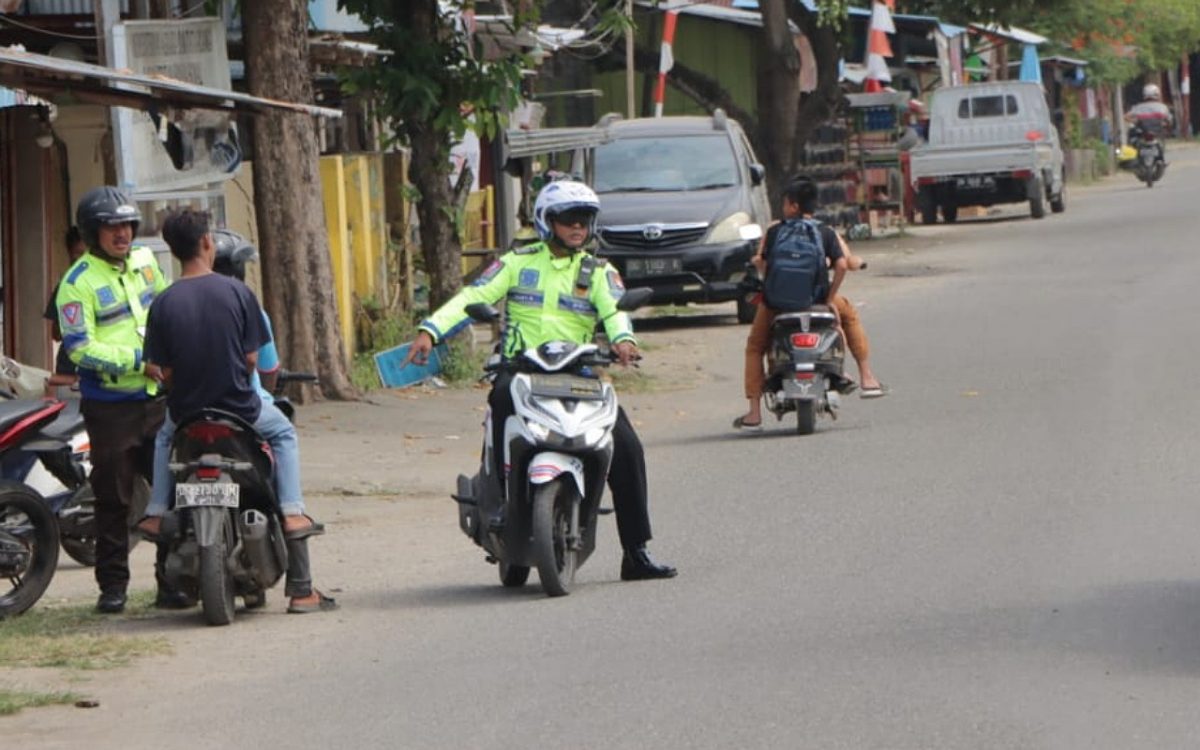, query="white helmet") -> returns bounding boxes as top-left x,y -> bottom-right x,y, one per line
1143,83 -> 1162,101
533,180 -> 601,243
